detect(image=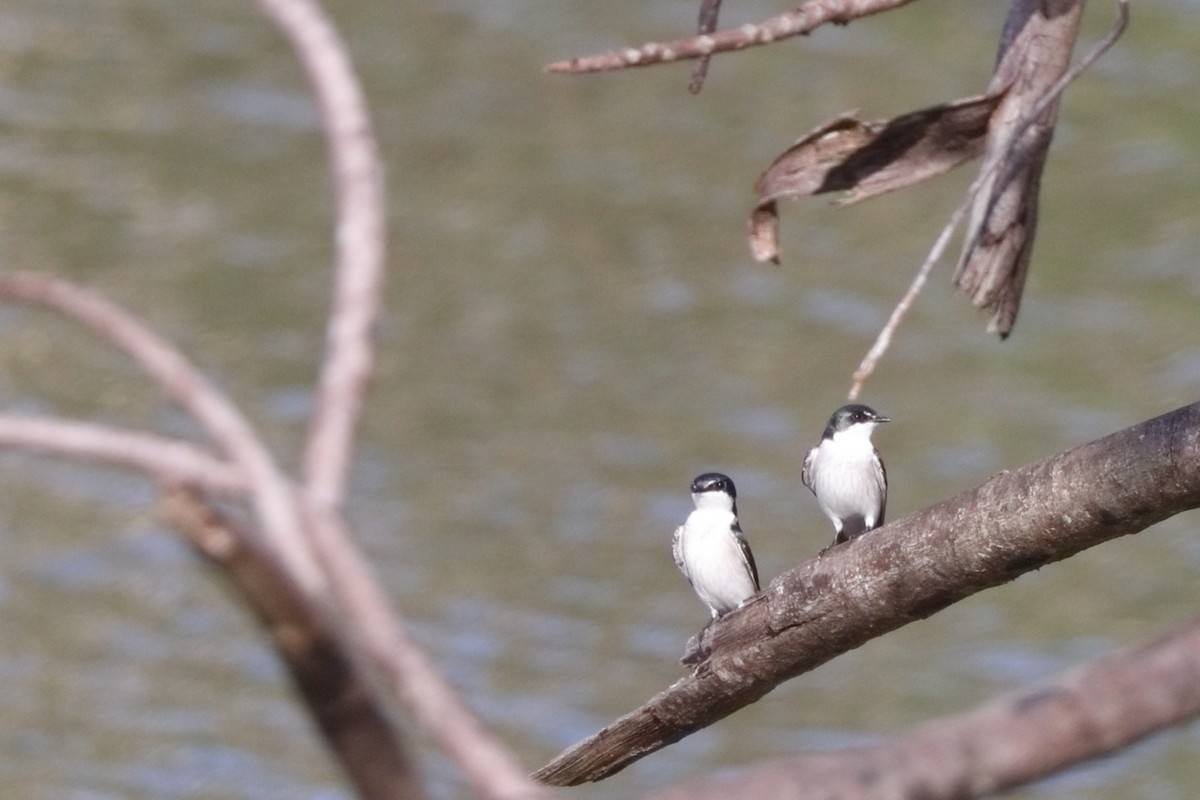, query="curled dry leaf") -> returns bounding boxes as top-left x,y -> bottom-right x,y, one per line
750,93 -> 1001,264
